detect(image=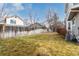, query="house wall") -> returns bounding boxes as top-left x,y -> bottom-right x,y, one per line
0,16 -> 27,38
65,3 -> 73,31
6,17 -> 24,26
66,21 -> 72,31
65,3 -> 79,35
72,13 -> 79,36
